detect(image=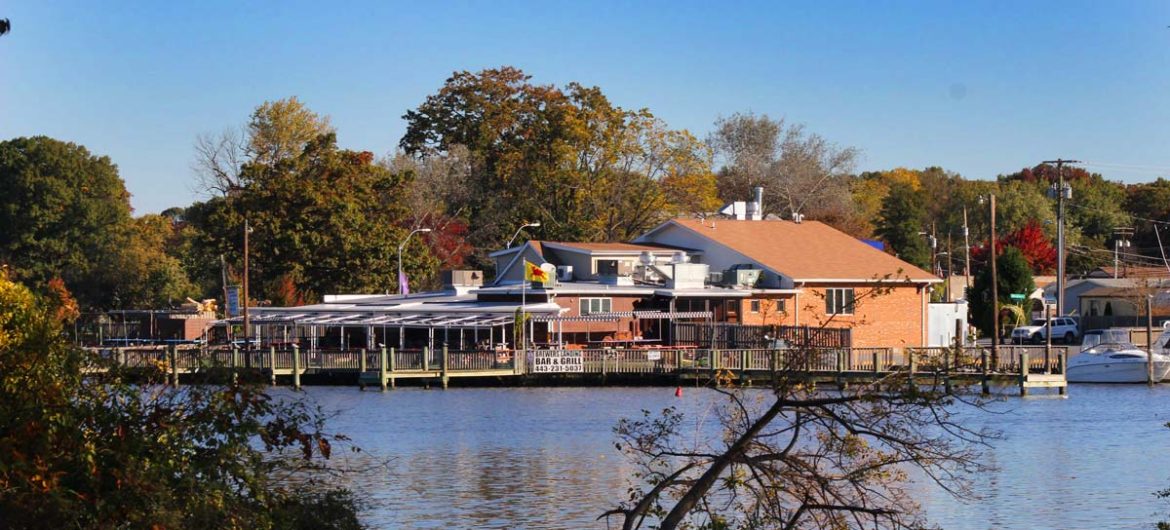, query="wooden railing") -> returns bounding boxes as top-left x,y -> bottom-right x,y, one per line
93,345 -> 1068,379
